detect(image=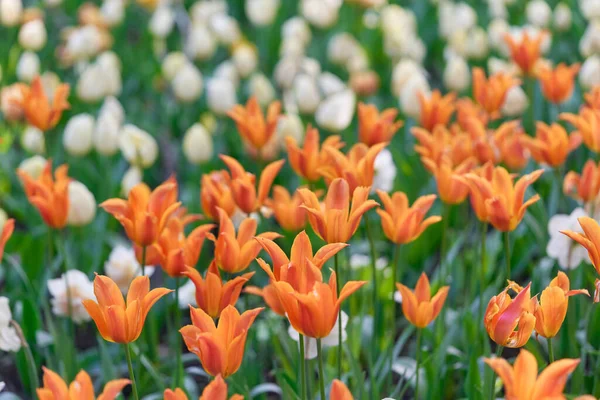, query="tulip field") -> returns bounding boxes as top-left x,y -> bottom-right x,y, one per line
4,0 -> 600,399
